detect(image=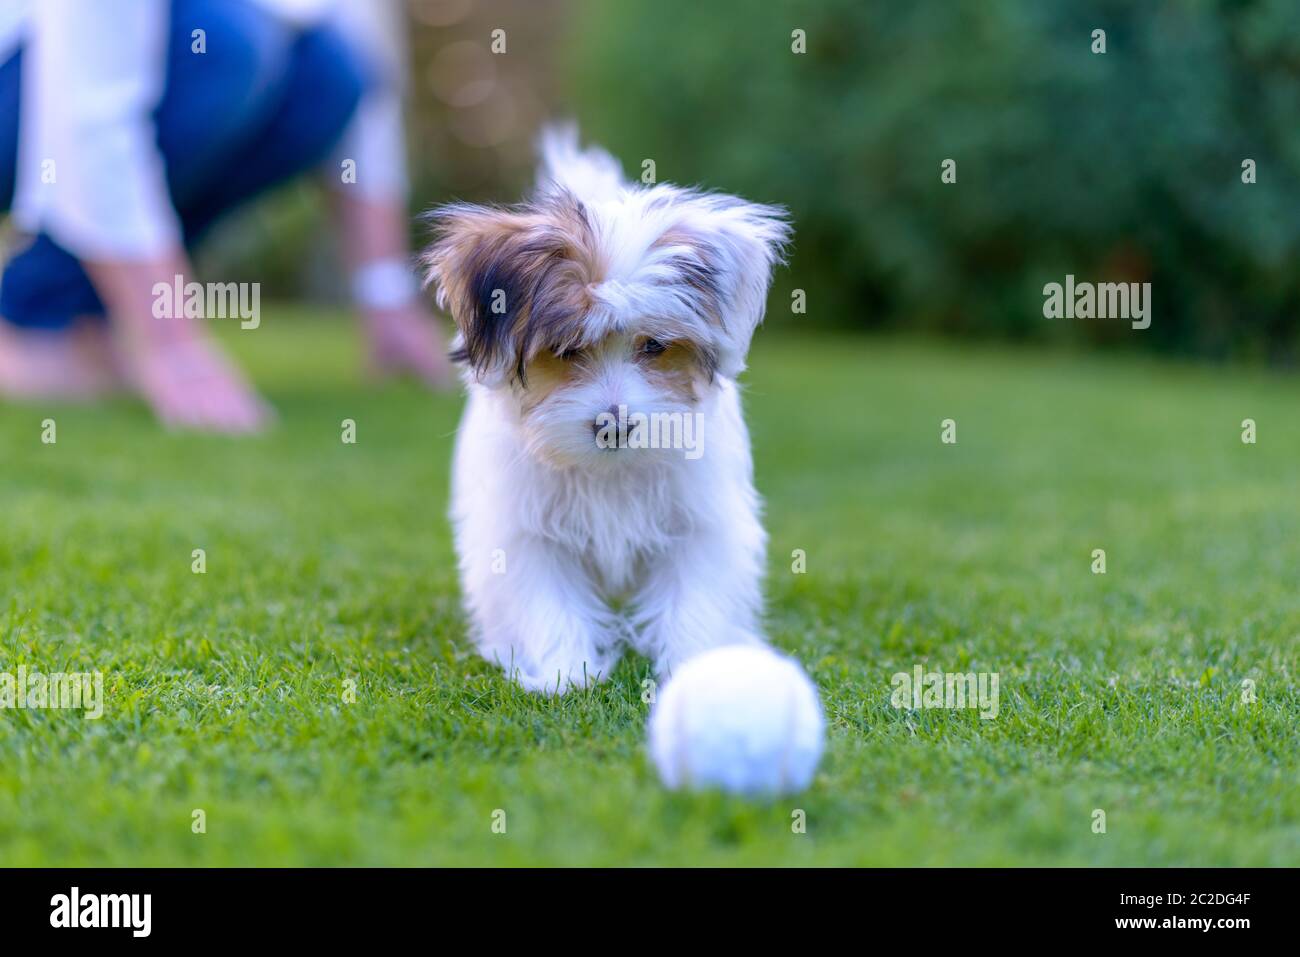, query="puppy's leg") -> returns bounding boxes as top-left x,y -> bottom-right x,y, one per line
629,521 -> 766,678
461,535 -> 623,694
